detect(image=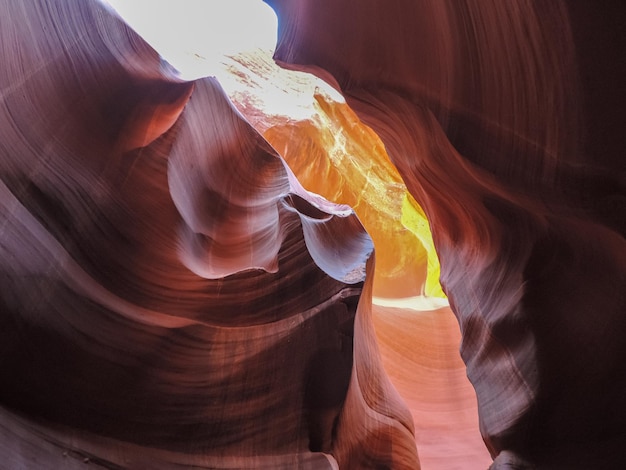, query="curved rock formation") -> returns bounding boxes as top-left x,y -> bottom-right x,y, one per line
216,48 -> 443,298
0,0 -> 416,468
267,0 -> 626,467
214,50 -> 488,467
2,0 -> 626,469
